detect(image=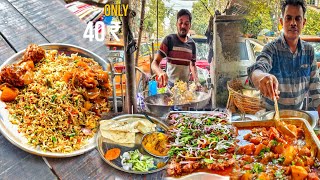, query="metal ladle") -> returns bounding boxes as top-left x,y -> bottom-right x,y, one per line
273,96 -> 296,138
